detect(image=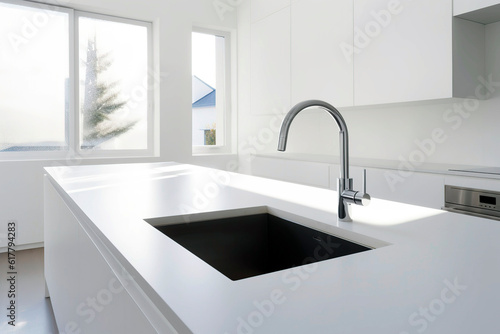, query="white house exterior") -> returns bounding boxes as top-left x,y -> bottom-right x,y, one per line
192,75 -> 216,146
